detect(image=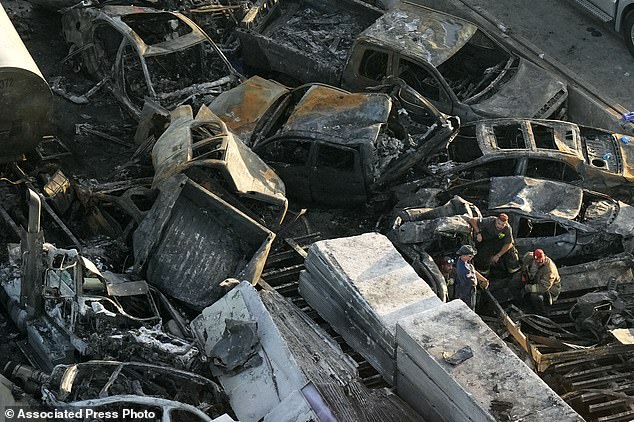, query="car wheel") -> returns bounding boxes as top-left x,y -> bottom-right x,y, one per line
624,10 -> 634,57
